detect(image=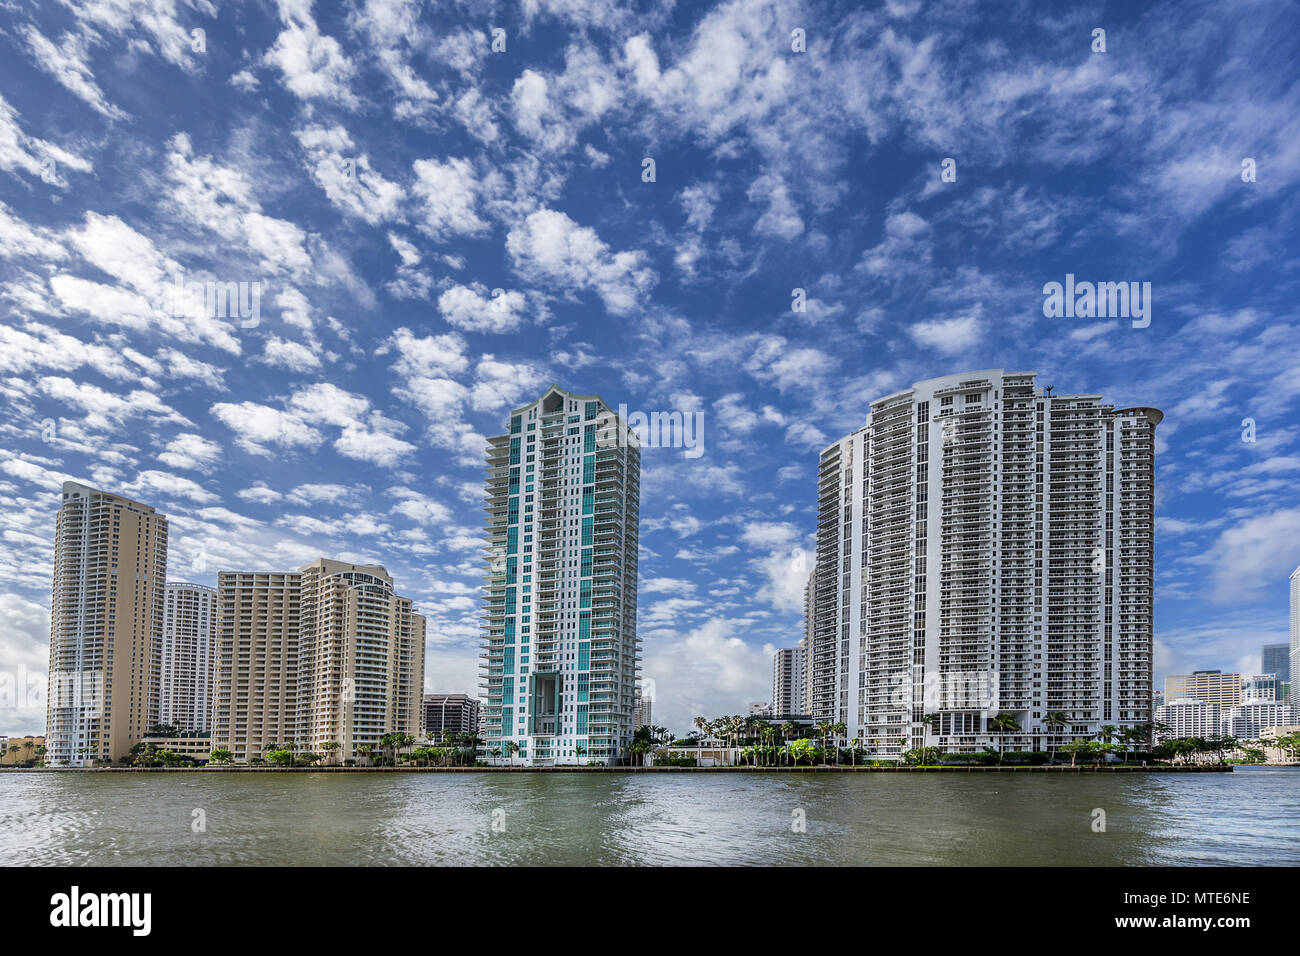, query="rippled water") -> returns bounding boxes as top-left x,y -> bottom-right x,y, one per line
1,768 -> 1296,865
